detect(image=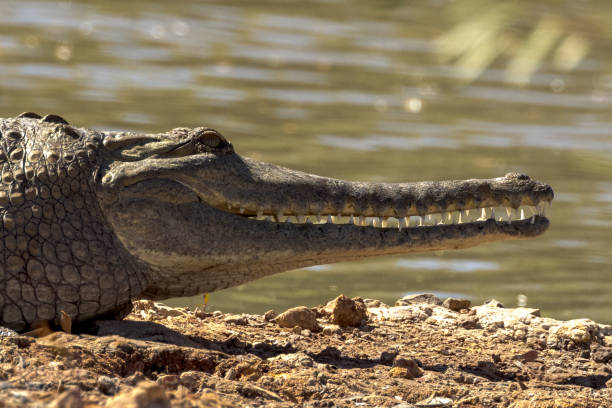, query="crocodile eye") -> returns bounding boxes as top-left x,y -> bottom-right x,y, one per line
195,129 -> 224,148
